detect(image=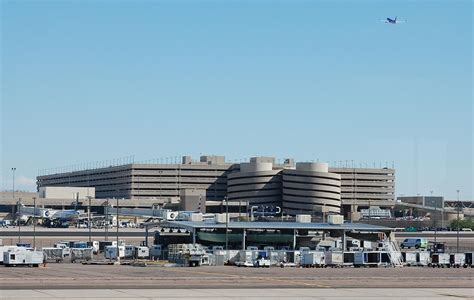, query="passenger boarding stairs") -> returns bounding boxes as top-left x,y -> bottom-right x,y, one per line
384,240 -> 404,267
